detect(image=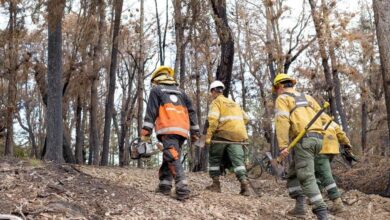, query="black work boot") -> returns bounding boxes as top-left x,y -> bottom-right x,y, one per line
313,207 -> 328,220
287,196 -> 306,217
206,176 -> 221,193
156,183 -> 172,196
239,179 -> 251,196
175,180 -> 191,201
